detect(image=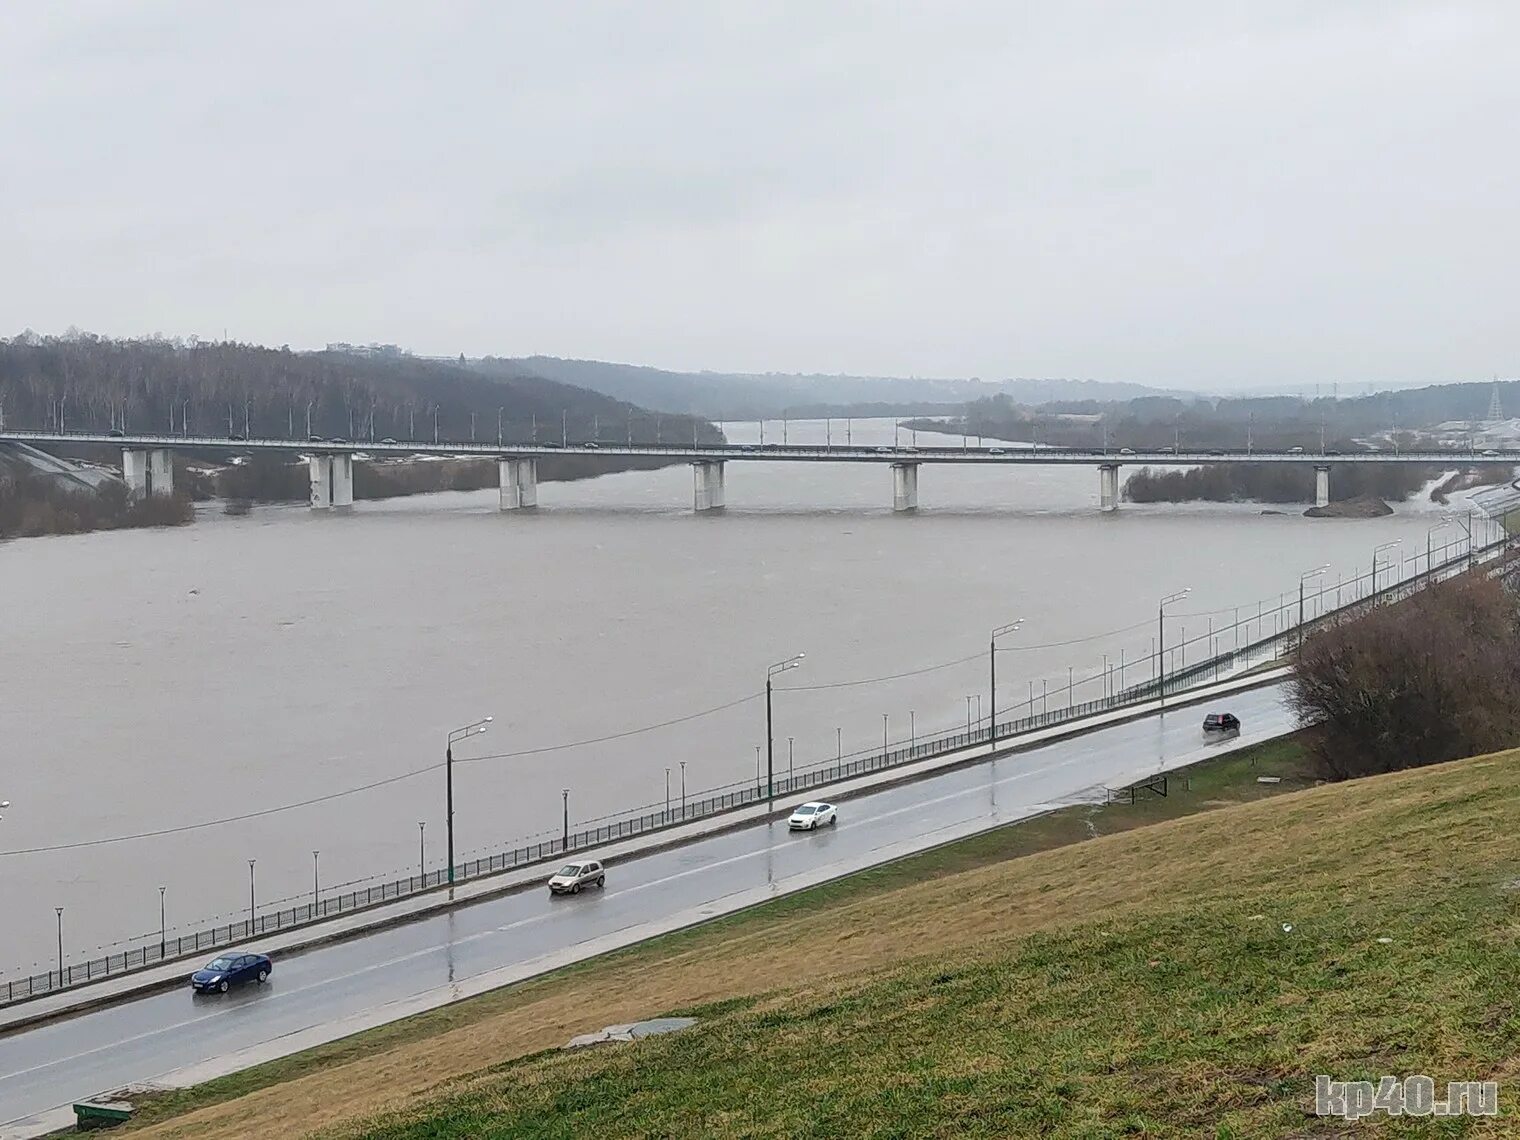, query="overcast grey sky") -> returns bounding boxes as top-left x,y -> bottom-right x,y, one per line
2,2 -> 1515,389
